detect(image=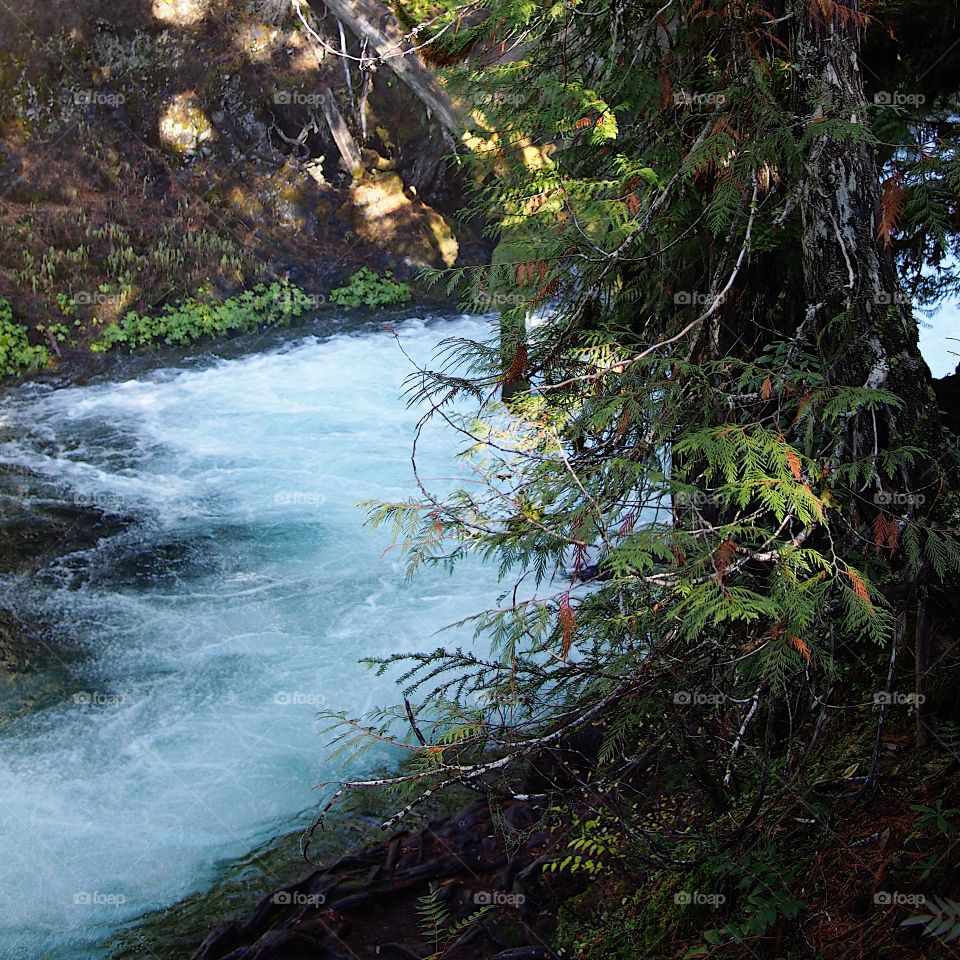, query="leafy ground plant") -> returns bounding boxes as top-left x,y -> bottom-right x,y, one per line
0,296 -> 50,378
90,281 -> 315,351
902,896 -> 960,946
415,883 -> 490,959
329,268 -> 412,308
